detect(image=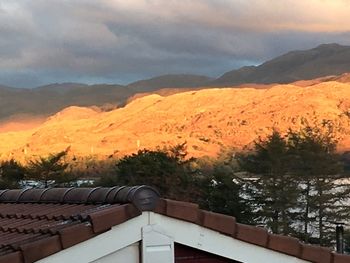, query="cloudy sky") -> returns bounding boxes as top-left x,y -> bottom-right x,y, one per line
0,0 -> 350,88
